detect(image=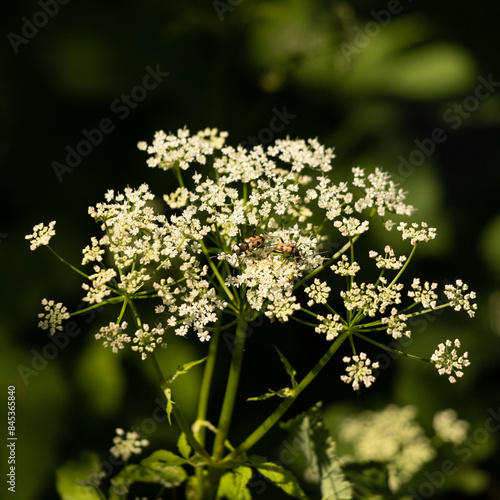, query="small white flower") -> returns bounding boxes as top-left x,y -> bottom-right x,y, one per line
334,217 -> 370,237
95,321 -> 130,353
331,254 -> 360,276
37,299 -> 70,334
341,352 -> 379,391
433,409 -> 469,444
110,428 -> 149,461
370,245 -> 407,270
444,279 -> 477,318
304,278 -> 331,306
431,339 -> 470,383
315,314 -> 343,340
25,221 -> 56,250
407,278 -> 438,309
397,221 -> 436,245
